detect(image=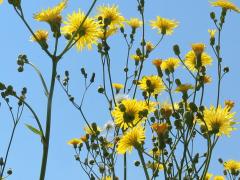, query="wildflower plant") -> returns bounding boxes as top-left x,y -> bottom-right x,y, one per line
0,0 -> 240,180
